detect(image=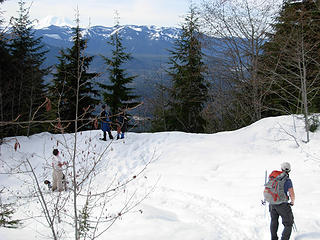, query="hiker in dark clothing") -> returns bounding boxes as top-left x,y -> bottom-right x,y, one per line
116,109 -> 128,140
100,105 -> 113,141
269,162 -> 295,240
